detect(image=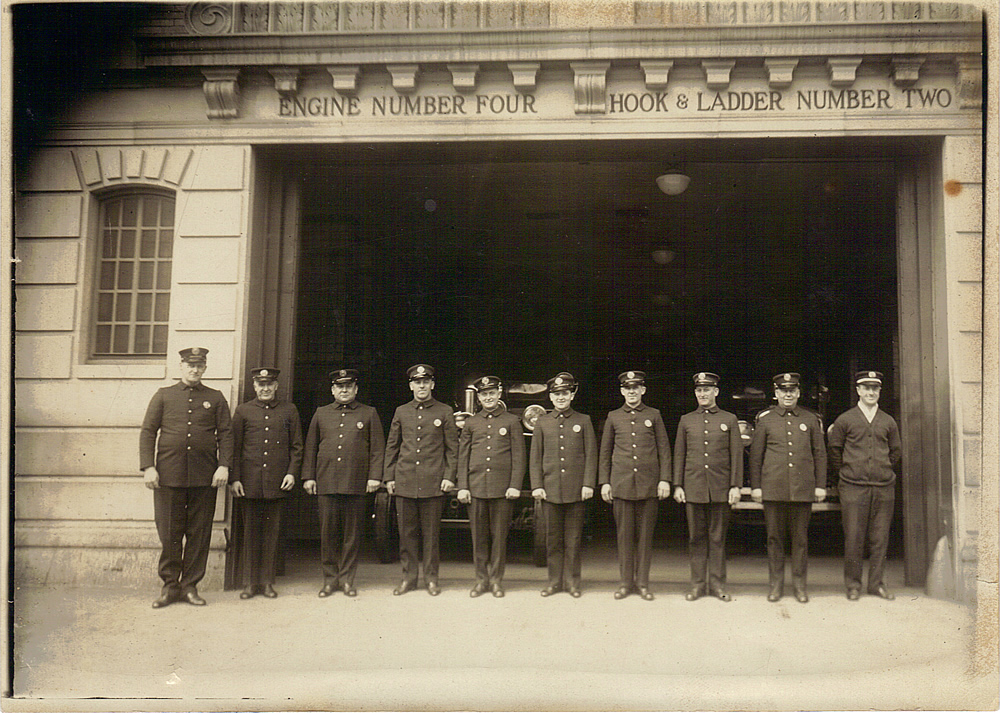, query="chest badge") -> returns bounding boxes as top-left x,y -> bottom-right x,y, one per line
572,424 -> 582,433
720,423 -> 728,431
202,401 -> 212,409
644,419 -> 653,428
799,423 -> 808,432
356,421 -> 365,429
433,418 -> 442,427
499,427 -> 508,436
